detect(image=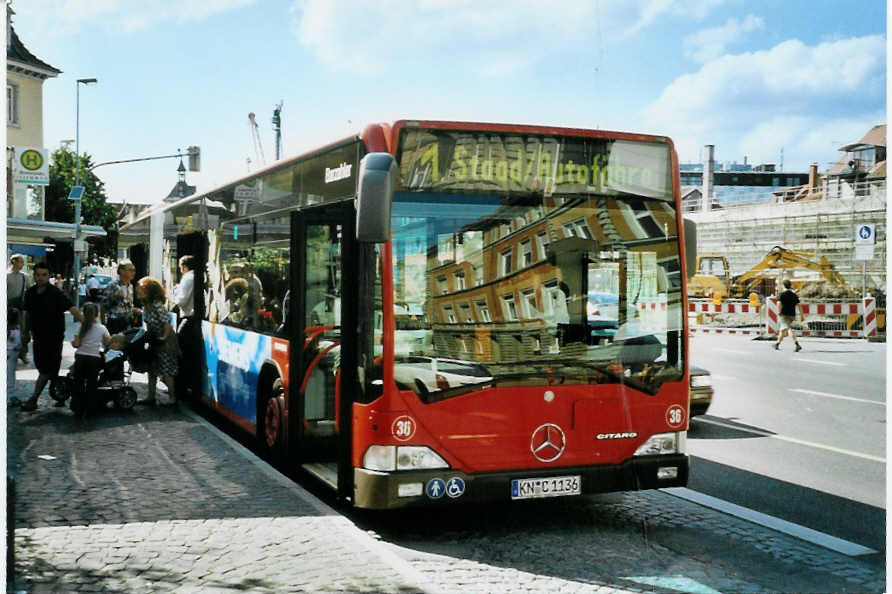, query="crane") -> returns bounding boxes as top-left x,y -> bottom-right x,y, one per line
248,112 -> 266,170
